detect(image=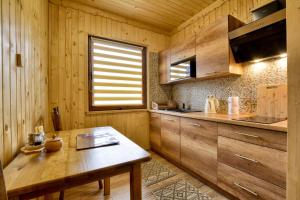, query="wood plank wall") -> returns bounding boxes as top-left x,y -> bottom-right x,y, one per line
0,0 -> 48,166
287,1 -> 300,199
48,1 -> 170,149
170,0 -> 270,46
